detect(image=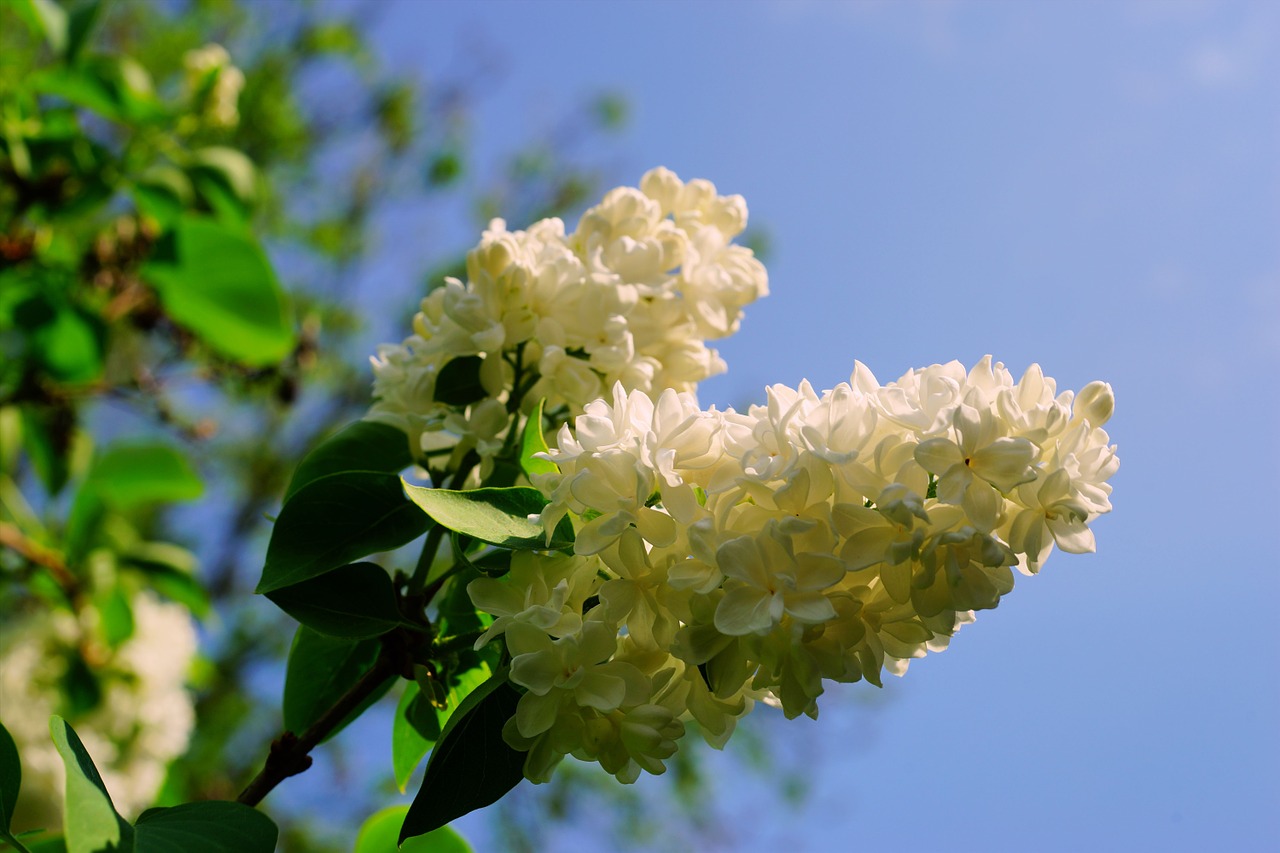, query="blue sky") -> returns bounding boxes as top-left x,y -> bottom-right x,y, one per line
338,2 -> 1280,850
